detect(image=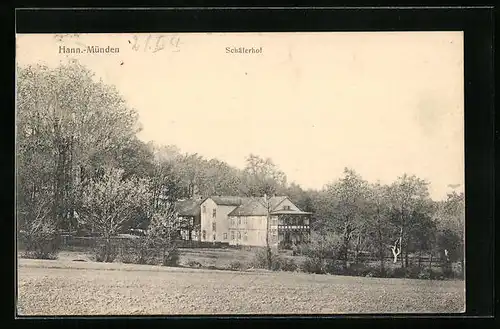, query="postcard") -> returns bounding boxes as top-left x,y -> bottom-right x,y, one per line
16,32 -> 465,315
